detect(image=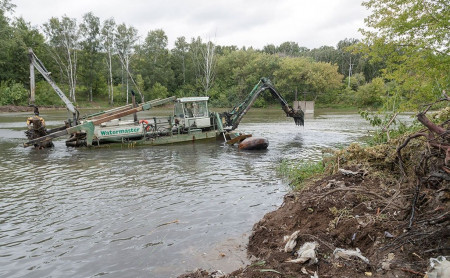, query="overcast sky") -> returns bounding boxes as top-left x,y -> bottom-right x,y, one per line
12,0 -> 370,49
